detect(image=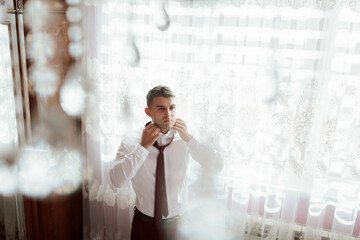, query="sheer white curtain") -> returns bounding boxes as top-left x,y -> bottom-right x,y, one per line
83,0 -> 360,239
0,22 -> 25,240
